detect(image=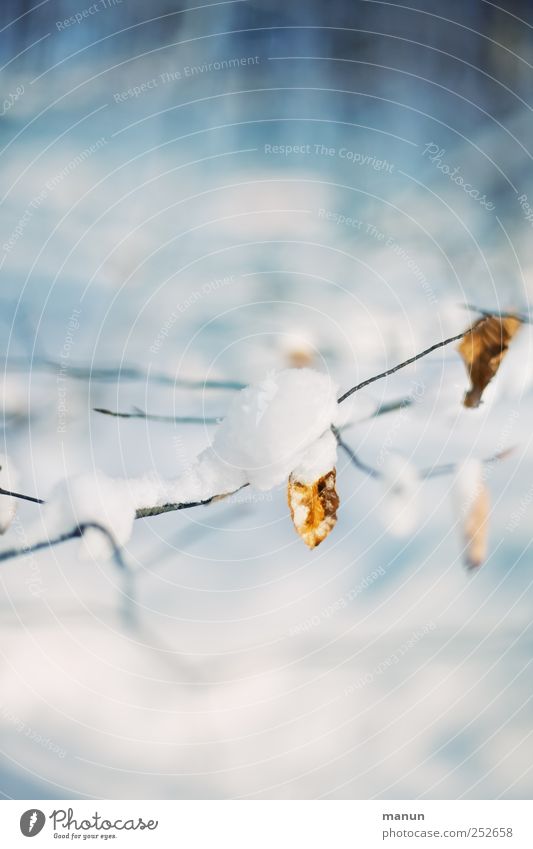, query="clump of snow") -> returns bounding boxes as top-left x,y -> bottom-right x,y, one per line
23,369 -> 346,558
381,454 -> 419,537
43,473 -> 136,560
132,369 -> 343,511
0,454 -> 18,534
206,368 -> 341,490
